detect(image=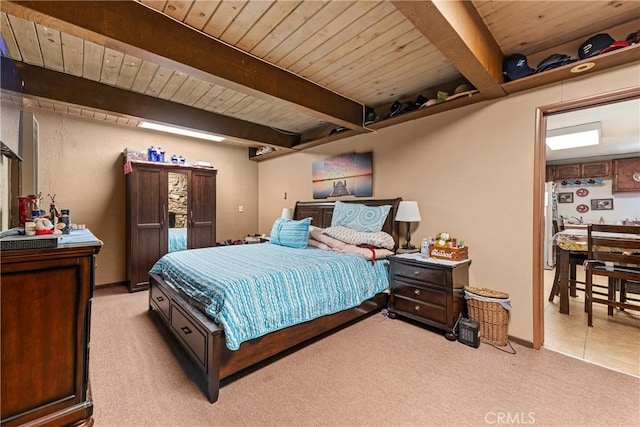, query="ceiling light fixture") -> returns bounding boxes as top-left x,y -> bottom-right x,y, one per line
546,121 -> 601,150
138,121 -> 225,142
